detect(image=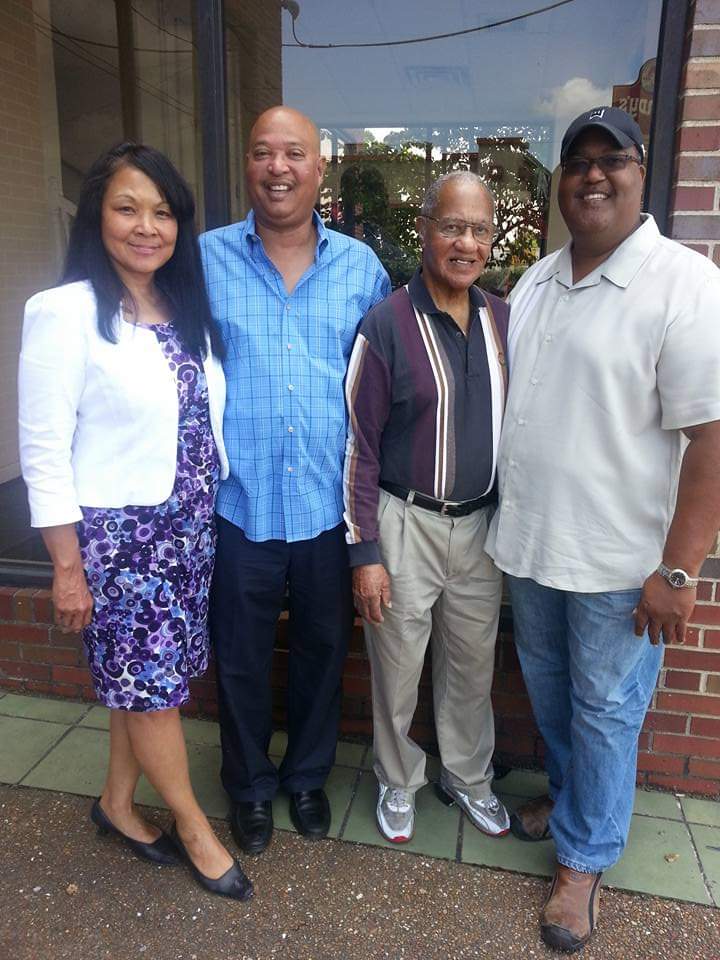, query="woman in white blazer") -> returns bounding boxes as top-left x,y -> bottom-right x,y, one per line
18,143 -> 252,901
